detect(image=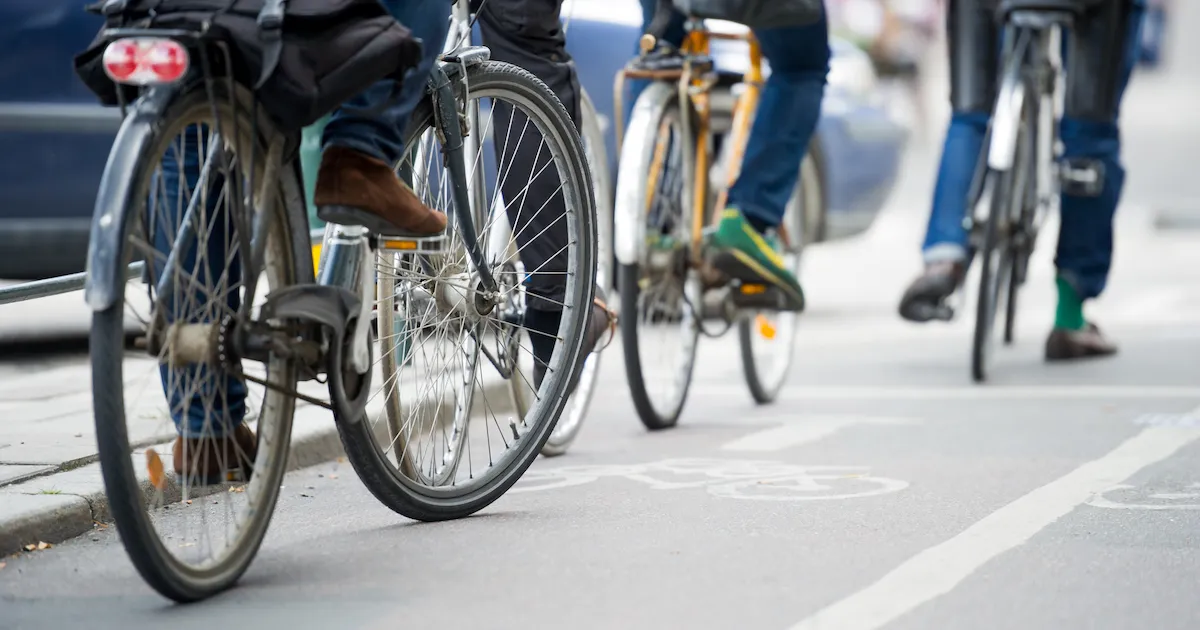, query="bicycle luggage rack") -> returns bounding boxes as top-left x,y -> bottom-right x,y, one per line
0,230 -> 325,307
